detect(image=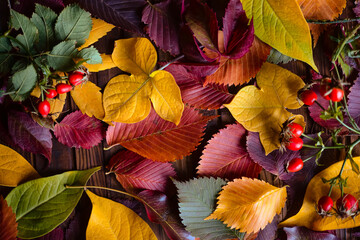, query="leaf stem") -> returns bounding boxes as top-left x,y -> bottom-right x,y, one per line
158,54 -> 185,71
302,144 -> 345,149
336,116 -> 360,135
314,100 -> 326,111
306,18 -> 360,24
301,133 -> 316,141
332,24 -> 360,63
